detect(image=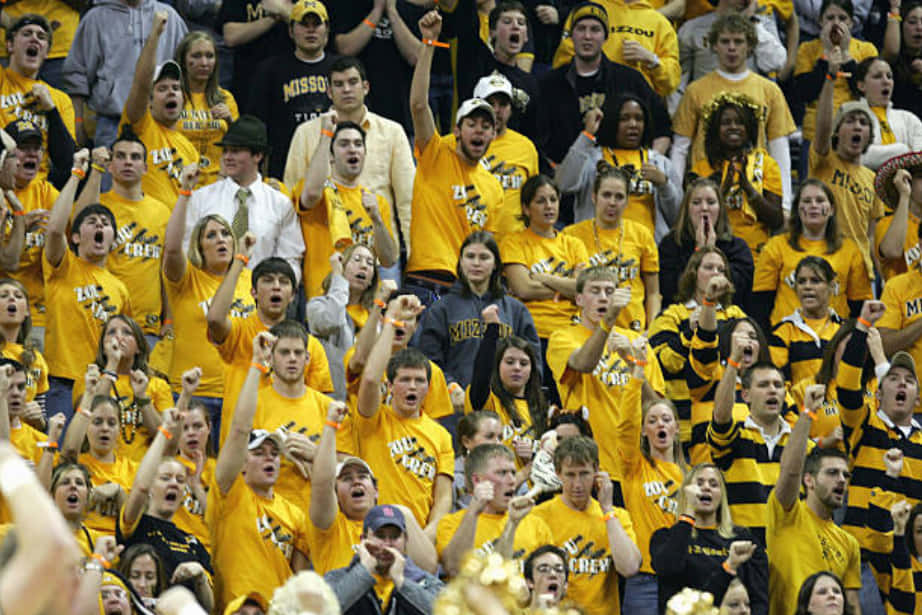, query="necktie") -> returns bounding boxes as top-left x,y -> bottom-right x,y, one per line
232,187 -> 250,238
